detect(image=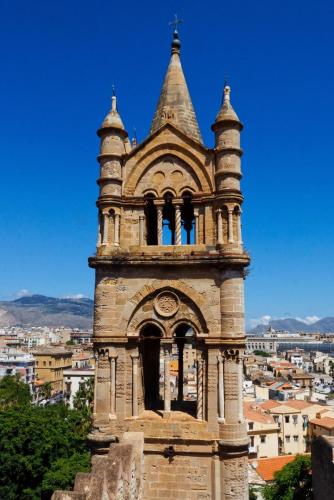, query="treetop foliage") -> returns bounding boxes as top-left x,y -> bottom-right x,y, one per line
262,455 -> 312,500
0,376 -> 91,499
